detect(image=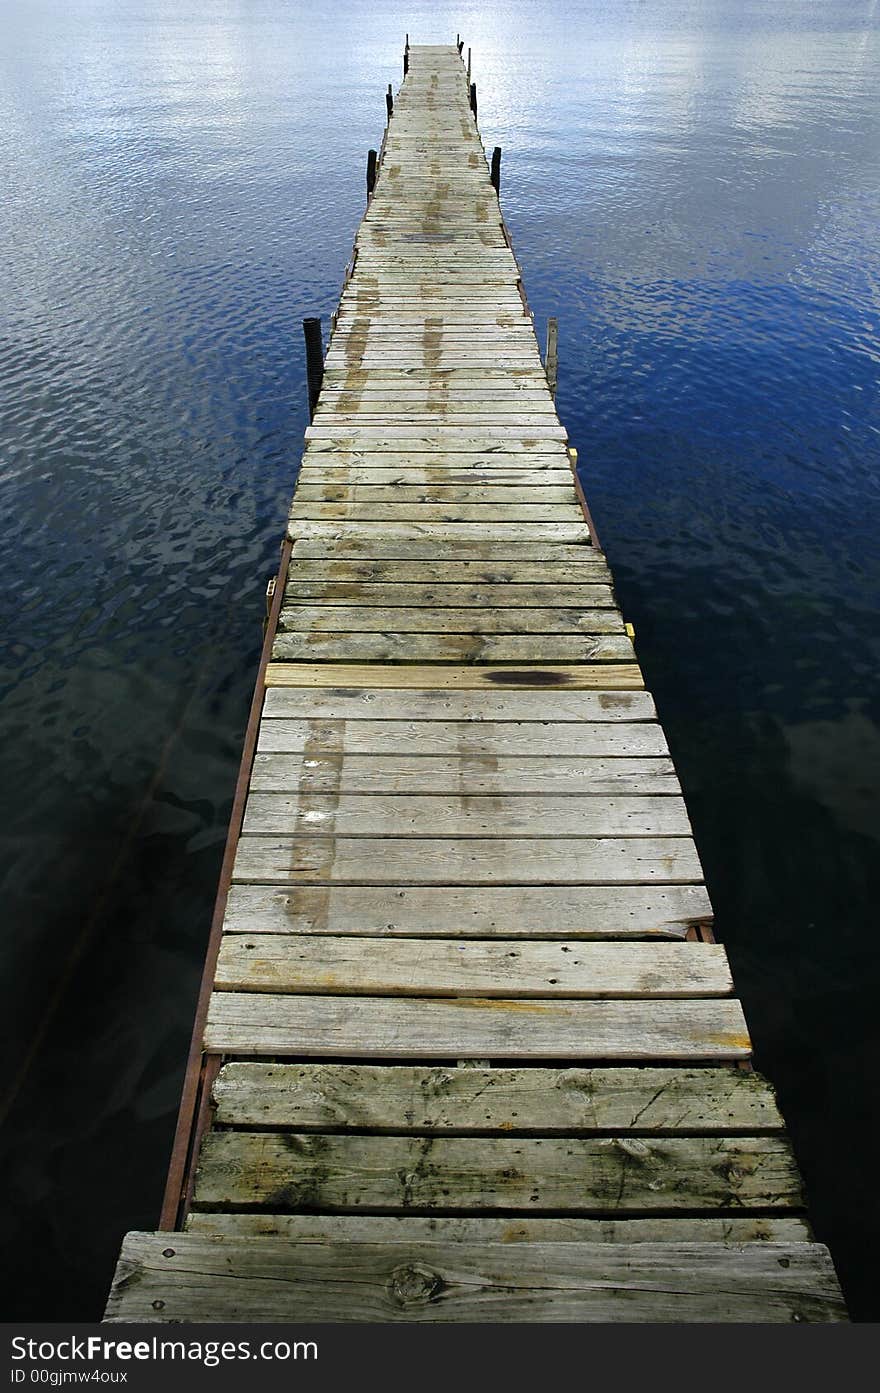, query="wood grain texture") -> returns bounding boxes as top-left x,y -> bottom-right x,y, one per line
221,883 -> 713,939
211,1063 -> 781,1132
264,663 -> 645,690
214,937 -> 731,998
231,834 -> 704,886
260,686 -> 655,720
240,792 -> 693,838
191,1131 -> 801,1212
204,993 -> 750,1059
249,752 -> 681,795
105,1235 -> 845,1323
255,717 -> 669,757
185,1213 -> 812,1243
277,604 -> 625,635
